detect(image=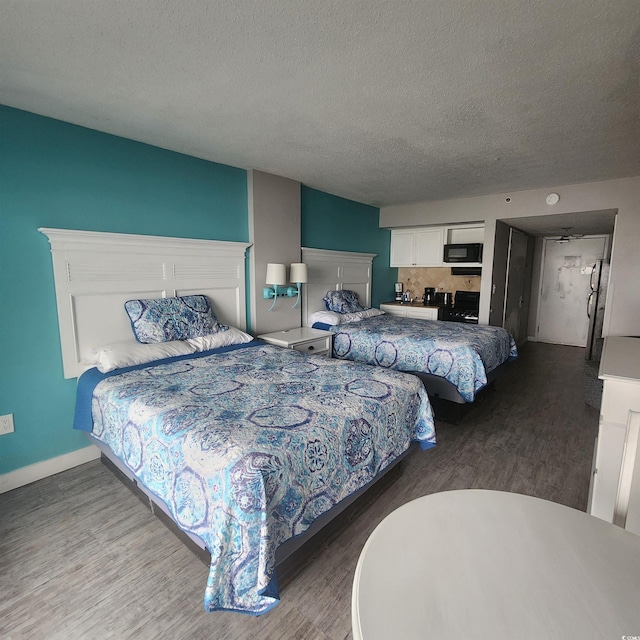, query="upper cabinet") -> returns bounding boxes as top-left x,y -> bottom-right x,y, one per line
390,225 -> 483,267
390,228 -> 444,267
446,226 -> 484,245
